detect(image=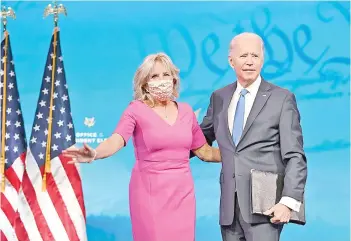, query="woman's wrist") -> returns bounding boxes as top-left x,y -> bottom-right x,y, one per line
90,149 -> 98,163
